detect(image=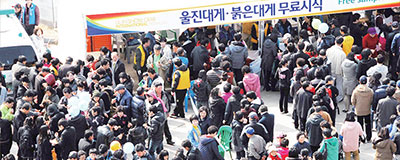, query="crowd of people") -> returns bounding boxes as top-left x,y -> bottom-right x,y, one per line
2,2 -> 400,160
